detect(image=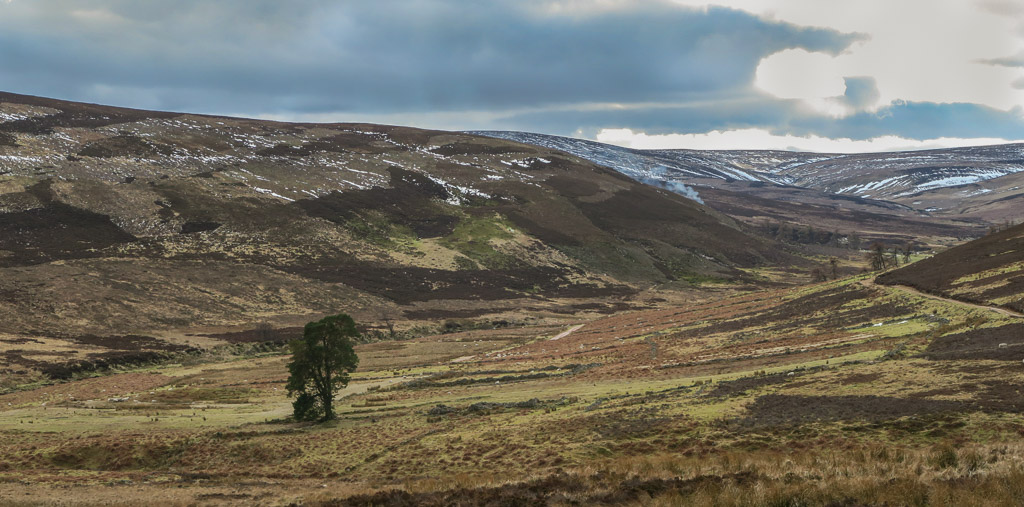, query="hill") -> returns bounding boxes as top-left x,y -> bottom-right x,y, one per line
475,131 -> 1024,203
877,222 -> 1024,314
0,92 -> 808,380
2,220 -> 1023,504
477,131 -> 1024,245
2,95 -> 1023,504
